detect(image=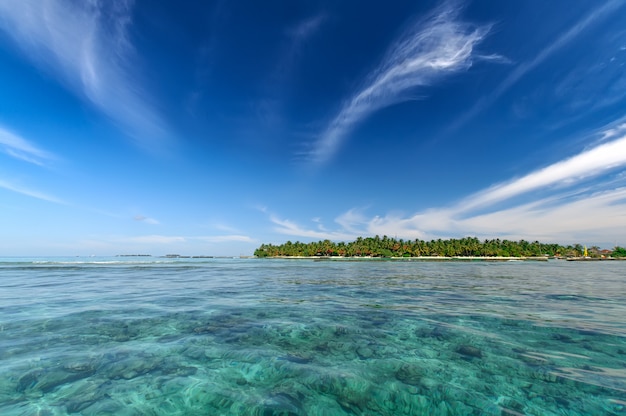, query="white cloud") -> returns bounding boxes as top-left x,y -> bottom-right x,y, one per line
458,133 -> 626,213
448,0 -> 624,132
128,235 -> 186,244
288,14 -> 326,42
272,122 -> 626,245
121,234 -> 255,244
601,122 -> 626,141
115,234 -> 255,246
270,215 -> 355,241
210,222 -> 243,234
0,126 -> 56,166
306,3 -> 494,165
334,208 -> 370,234
0,178 -> 64,204
197,235 -> 255,243
0,0 -> 169,150
134,215 -> 160,225
458,188 -> 626,243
